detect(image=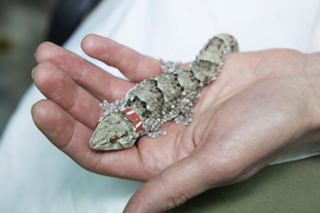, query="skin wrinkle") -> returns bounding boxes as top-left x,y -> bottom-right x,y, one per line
255,90 -> 298,129
208,149 -> 250,186
300,55 -> 320,126
154,143 -> 172,172
256,51 -> 287,79
187,153 -> 213,187
140,180 -> 165,211
140,147 -> 155,175
224,52 -> 254,81
137,151 -> 152,181
65,125 -> 104,173
209,105 -> 298,185
156,170 -> 186,210
173,155 -> 214,204
212,80 -> 231,105
199,120 -> 266,177
108,75 -> 130,102
64,84 -> 80,114
168,193 -> 188,210
83,38 -> 129,101
106,75 -> 119,102
89,150 -> 105,174
243,93 -> 294,144
86,106 -> 101,129
143,144 -> 174,179
157,137 -> 174,167
284,80 -> 312,132
157,173 -> 174,204
192,112 -> 211,147
145,136 -> 176,176
45,107 -> 90,169
122,150 -> 150,181
59,119 -> 78,151
196,99 -> 235,146
76,57 -> 89,84
93,151 -> 121,176
81,60 -> 109,101
36,63 -> 75,112
134,53 -> 146,81
131,139 -> 148,177
292,81 -> 311,127
175,128 -> 195,161
32,34 -> 320,212
301,53 -> 309,76
207,123 -> 240,149
307,76 -> 320,127
60,71 -> 100,128
56,47 -> 72,72
112,43 -> 125,71
85,147 -> 141,179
